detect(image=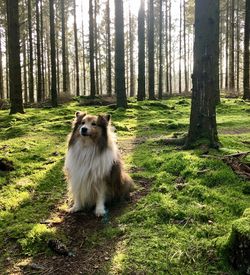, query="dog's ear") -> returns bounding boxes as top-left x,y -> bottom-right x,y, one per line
75,111 -> 86,118
97,114 -> 111,127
